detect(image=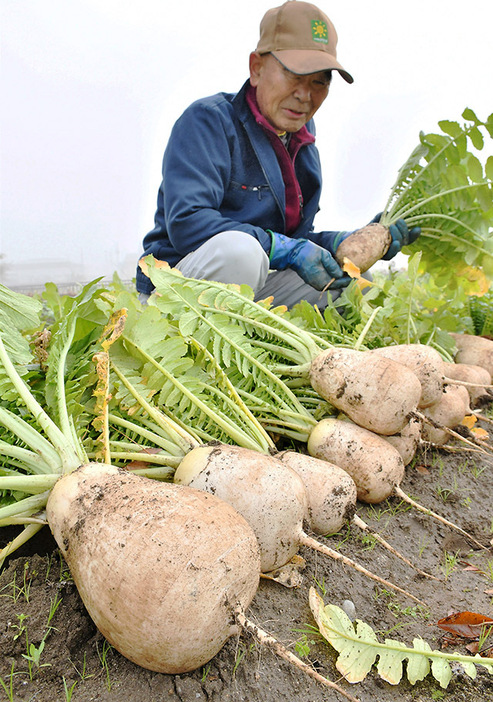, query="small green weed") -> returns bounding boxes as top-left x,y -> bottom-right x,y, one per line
96,639 -> 114,691
442,550 -> 460,580
0,561 -> 34,603
201,663 -> 211,683
418,535 -> 430,558
70,651 -> 95,681
0,661 -> 17,702
232,642 -> 255,677
478,623 -> 493,656
62,677 -> 78,702
359,533 -> 378,551
11,612 -> 28,641
312,576 -> 328,597
294,633 -> 311,658
22,638 -> 51,679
